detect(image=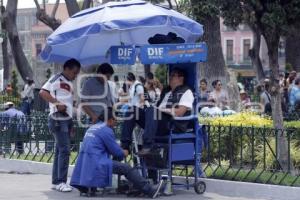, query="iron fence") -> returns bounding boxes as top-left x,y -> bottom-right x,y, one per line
201,125 -> 300,186
0,114 -> 300,187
